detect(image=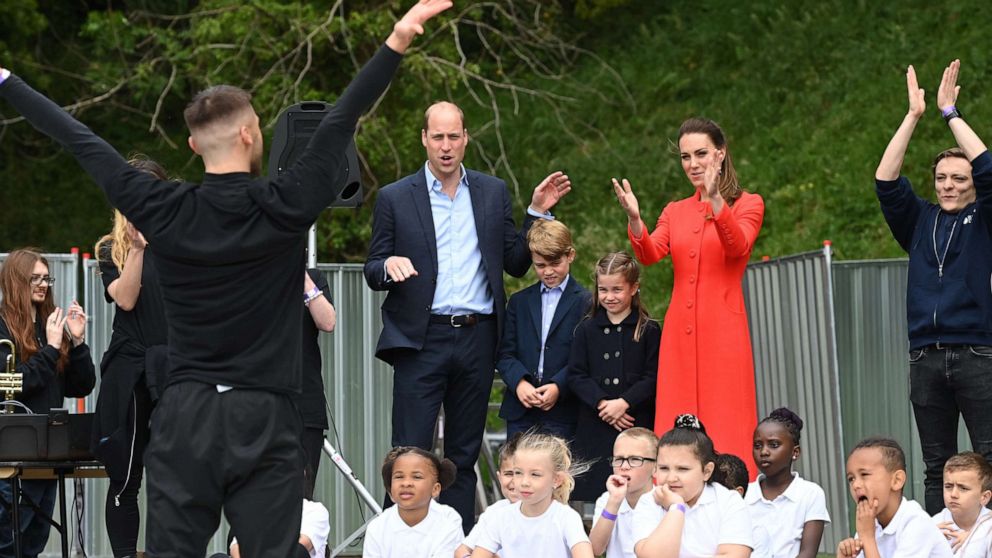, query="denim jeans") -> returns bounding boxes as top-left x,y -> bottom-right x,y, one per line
0,479 -> 57,558
909,344 -> 992,514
